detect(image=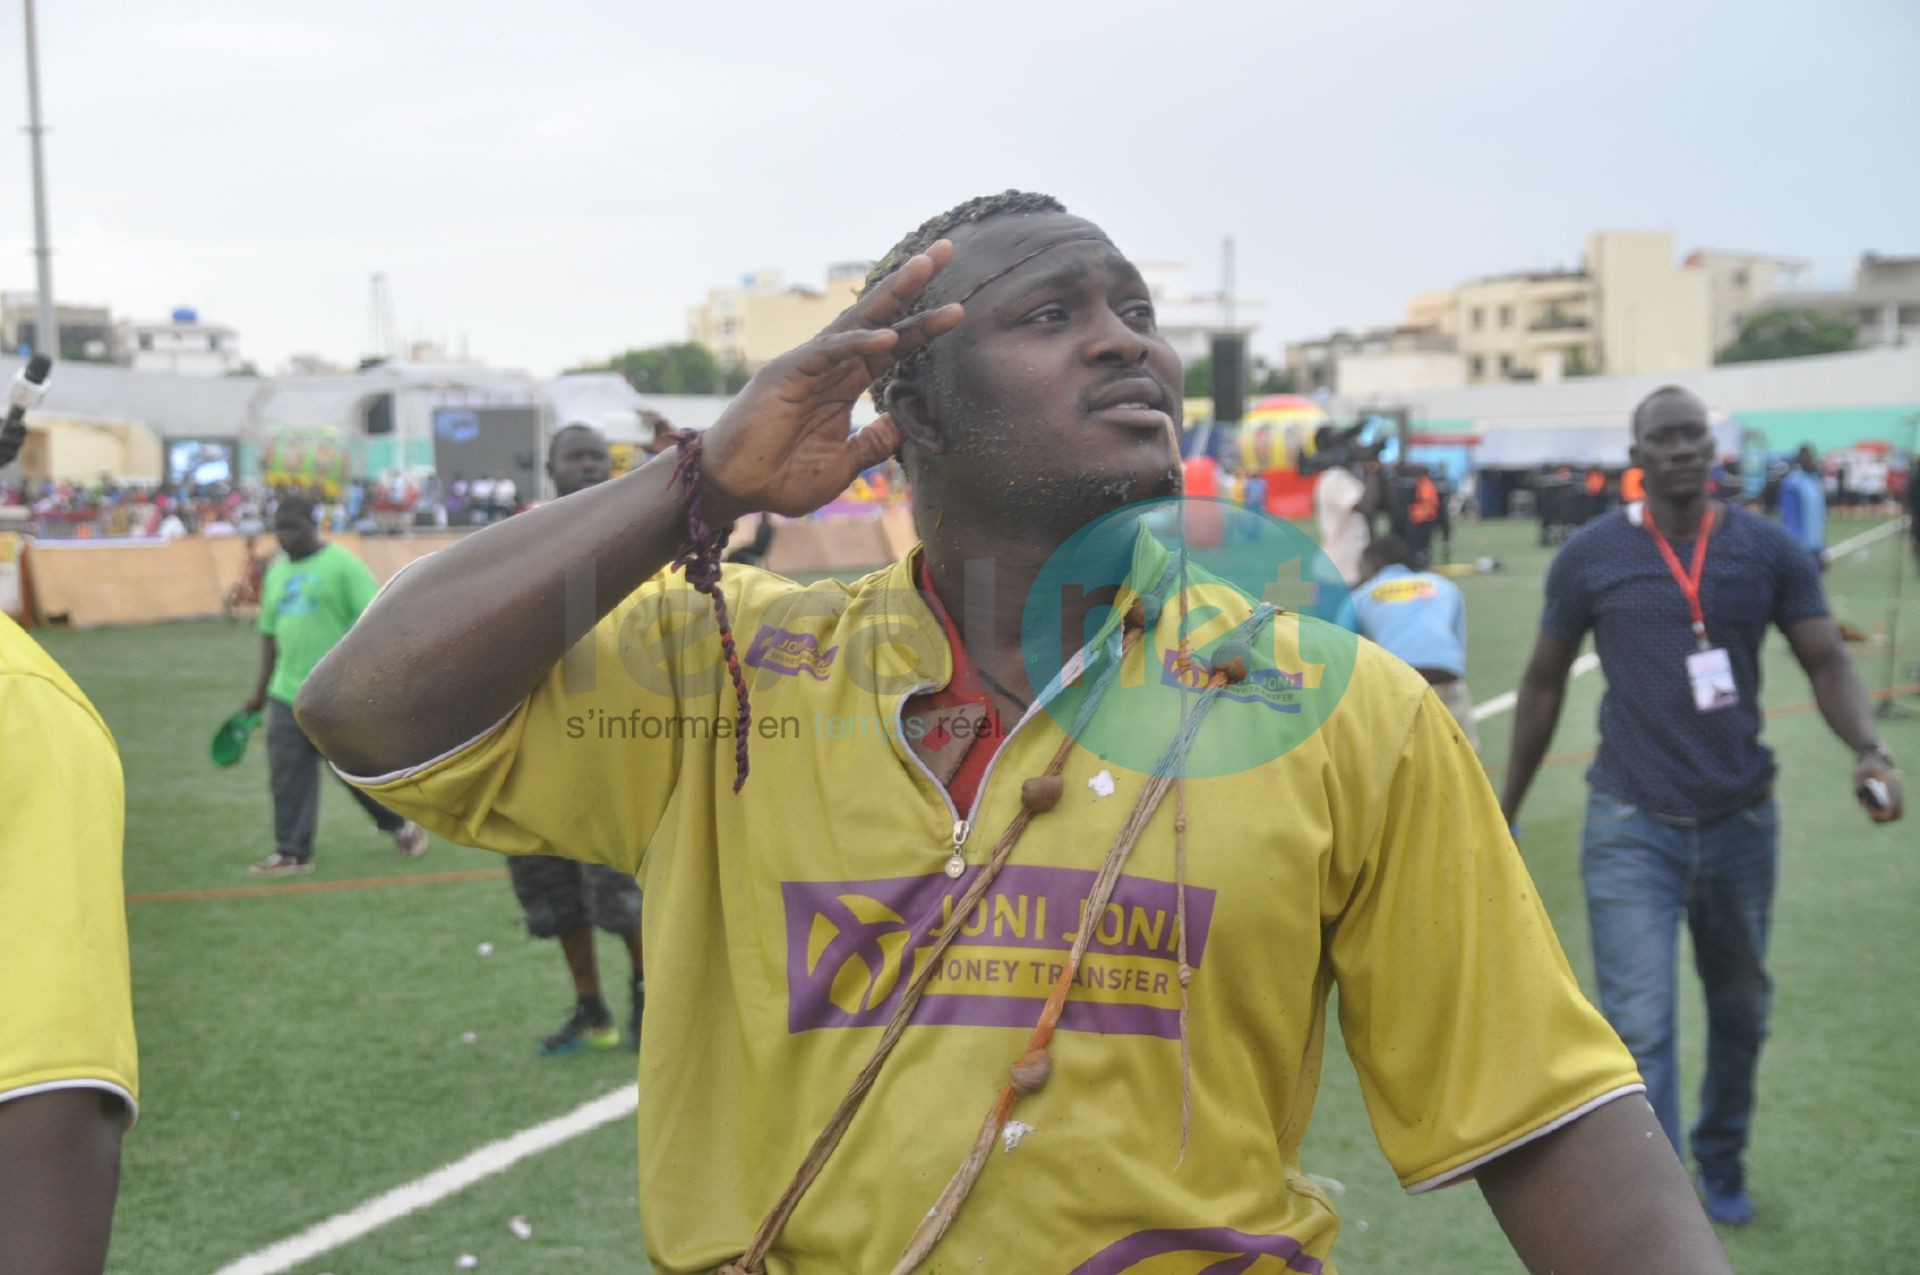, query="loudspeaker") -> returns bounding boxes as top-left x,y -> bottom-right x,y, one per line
1210,334 -> 1246,424
363,393 -> 394,435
